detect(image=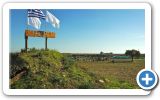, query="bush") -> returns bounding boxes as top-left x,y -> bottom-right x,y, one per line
62,56 -> 75,69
